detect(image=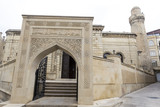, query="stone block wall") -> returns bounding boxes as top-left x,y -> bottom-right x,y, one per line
46,50 -> 63,80
3,30 -> 20,63
102,33 -> 137,65
121,64 -> 155,95
93,55 -> 155,101
0,34 -> 5,64
93,56 -> 122,100
0,59 -> 16,101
